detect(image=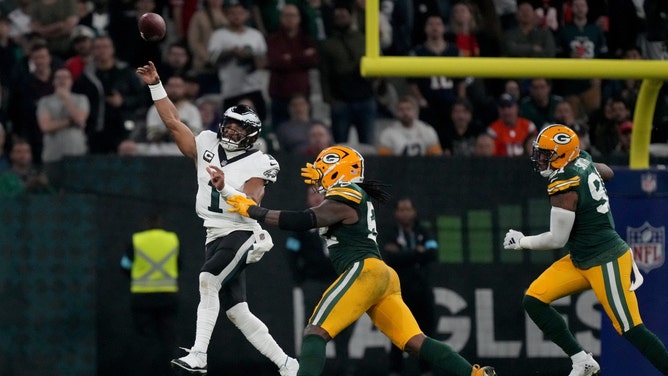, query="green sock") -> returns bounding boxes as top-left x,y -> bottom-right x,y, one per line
420,336 -> 473,376
623,324 -> 668,374
298,334 -> 327,376
523,295 -> 582,356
